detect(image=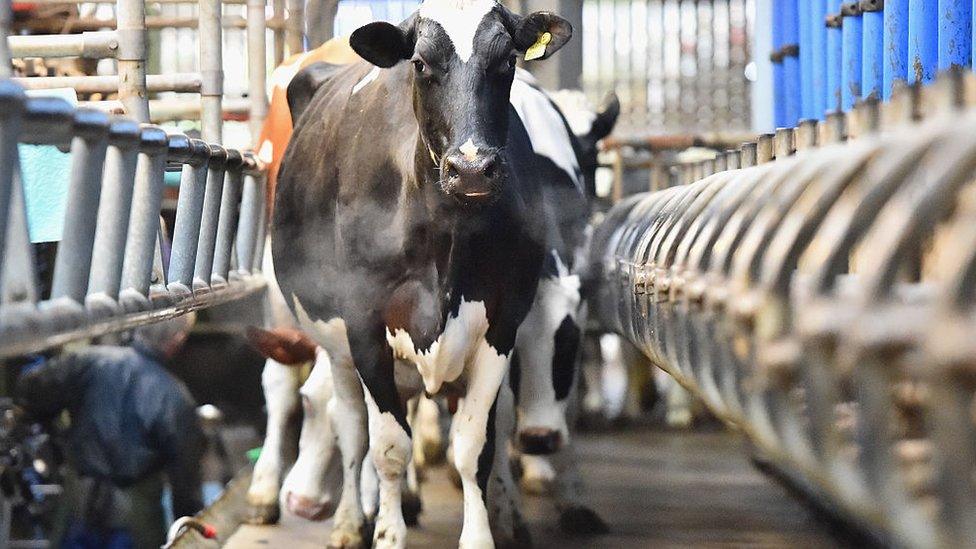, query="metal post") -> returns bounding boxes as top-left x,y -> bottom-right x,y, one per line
772,1 -> 787,126
49,109 -> 111,306
884,0 -> 909,100
0,82 -> 24,299
0,0 -> 11,77
212,151 -> 244,285
247,0 -> 268,142
938,0 -> 971,70
116,0 -> 150,121
167,139 -> 211,294
810,0 -> 828,118
119,130 -> 170,309
273,0 -> 285,65
826,0 -> 843,112
235,170 -> 262,277
87,118 -> 141,312
199,0 -> 223,143
799,0 -> 815,120
841,2 -> 863,110
285,0 -> 304,56
192,145 -> 227,290
908,0 -> 938,84
861,0 -> 883,99
781,0 -> 801,125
